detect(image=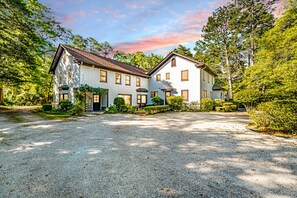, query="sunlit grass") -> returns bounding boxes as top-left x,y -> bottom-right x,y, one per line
36,112 -> 71,120
8,115 -> 29,123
